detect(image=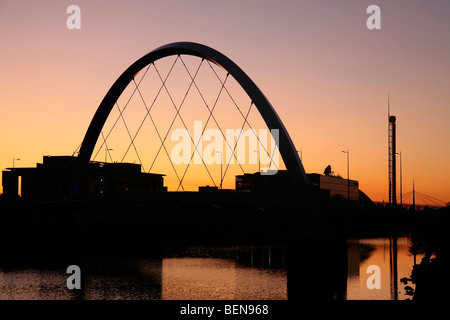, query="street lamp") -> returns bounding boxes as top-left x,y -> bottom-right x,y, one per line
13,156 -> 21,168
105,148 -> 113,163
216,151 -> 222,189
253,150 -> 260,173
396,152 -> 402,207
341,149 -> 350,200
